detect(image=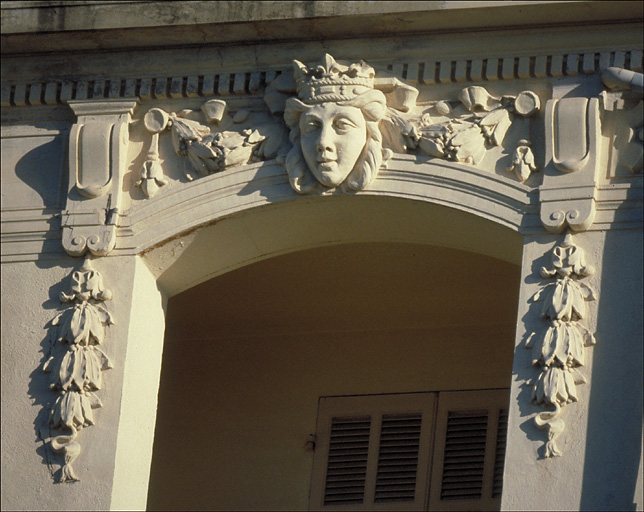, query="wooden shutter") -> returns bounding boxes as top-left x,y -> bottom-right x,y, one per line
323,416 -> 372,506
309,393 -> 436,511
374,413 -> 423,503
427,389 -> 510,511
